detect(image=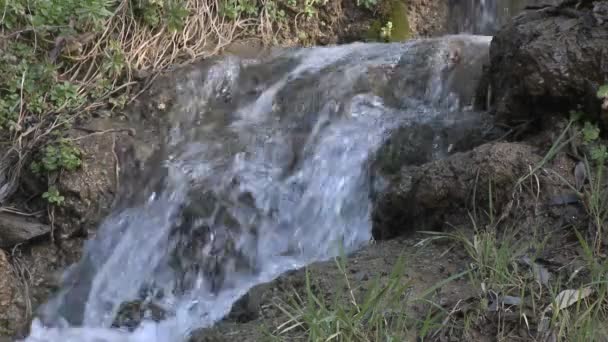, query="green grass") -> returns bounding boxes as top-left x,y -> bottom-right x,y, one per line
425,117 -> 608,341
272,256 -> 415,341
269,252 -> 469,341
